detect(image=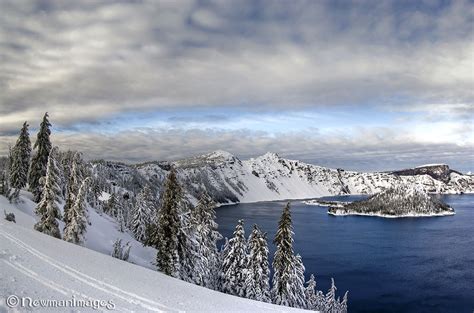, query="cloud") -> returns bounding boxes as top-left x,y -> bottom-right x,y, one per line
0,0 -> 472,171
1,126 -> 471,172
0,0 -> 473,132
